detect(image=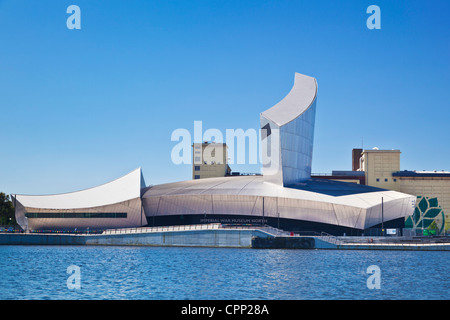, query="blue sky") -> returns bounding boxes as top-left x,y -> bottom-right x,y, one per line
0,0 -> 449,195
